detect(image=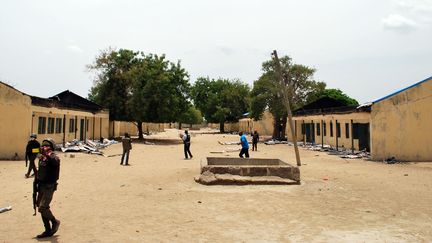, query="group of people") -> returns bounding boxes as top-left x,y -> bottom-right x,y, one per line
238,130 -> 260,158
23,128 -> 259,238
25,134 -> 61,238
